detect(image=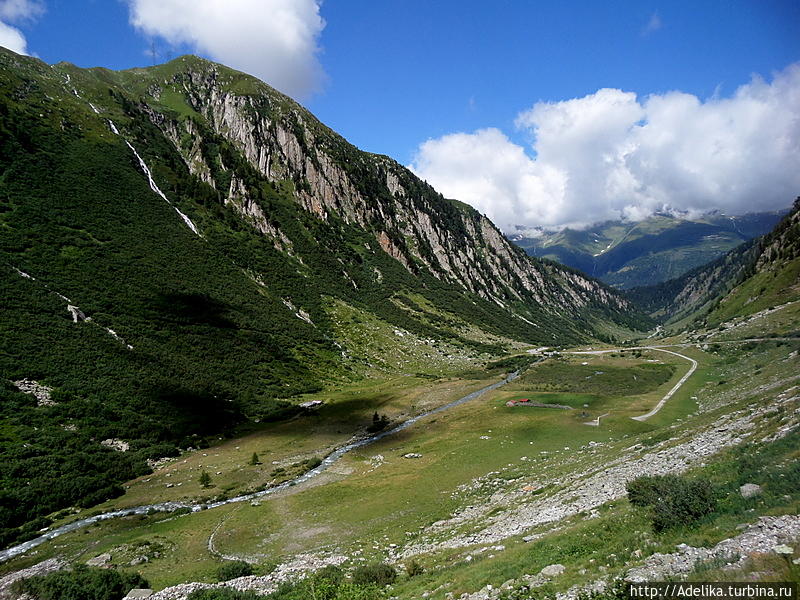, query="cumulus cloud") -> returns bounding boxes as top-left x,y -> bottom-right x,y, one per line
410,64 -> 800,232
0,0 -> 43,55
126,0 -> 325,99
